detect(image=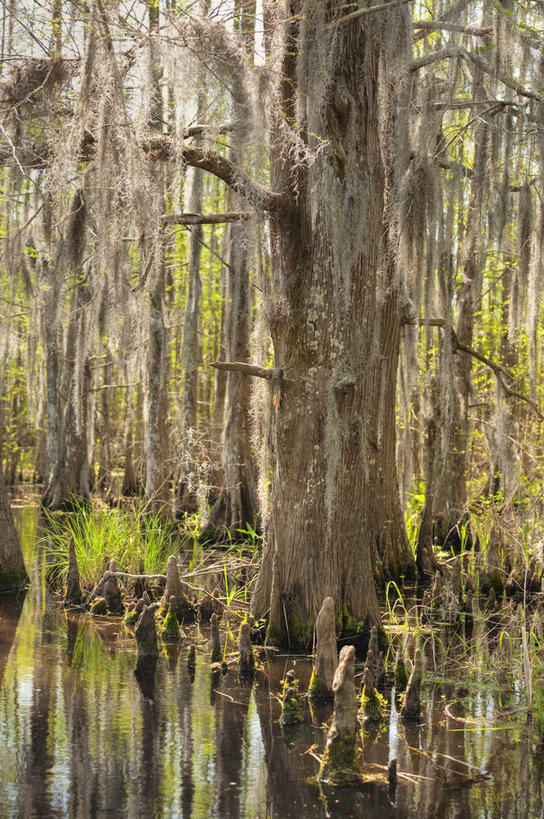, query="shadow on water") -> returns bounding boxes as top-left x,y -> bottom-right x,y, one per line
0,507 -> 543,816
